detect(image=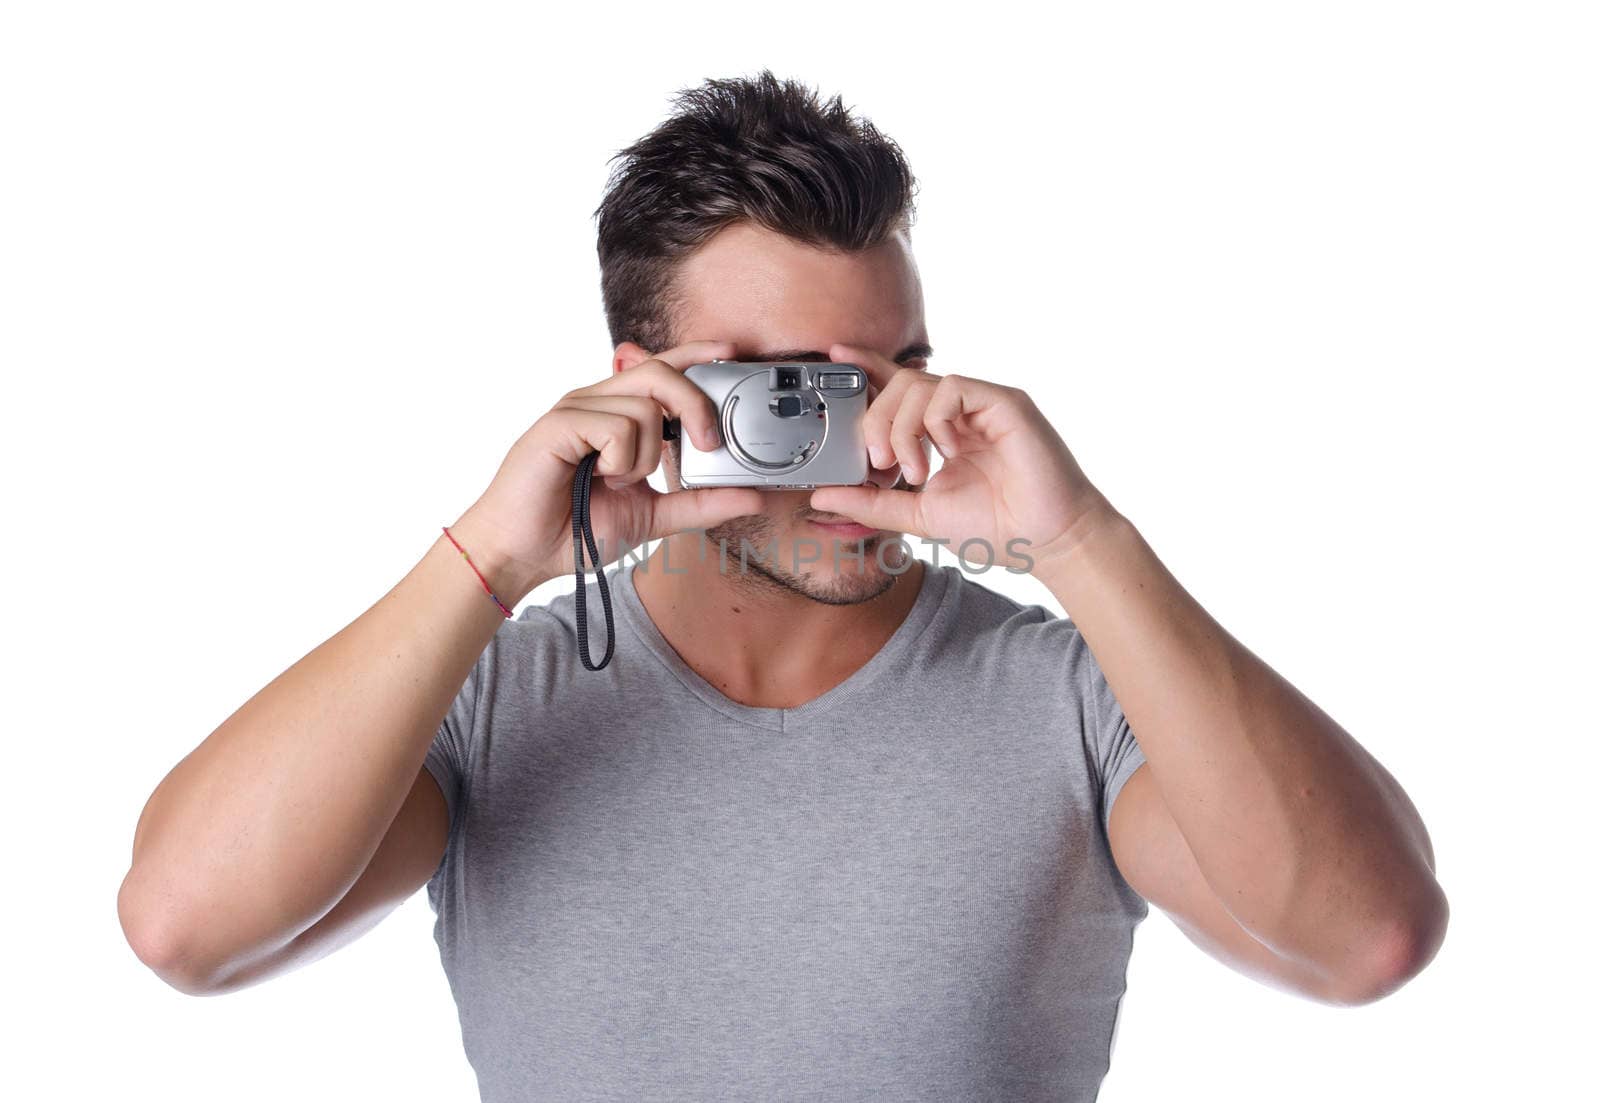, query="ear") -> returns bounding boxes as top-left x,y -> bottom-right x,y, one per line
613,341 -> 653,375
